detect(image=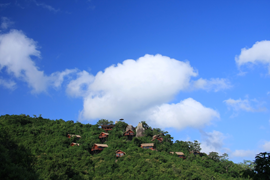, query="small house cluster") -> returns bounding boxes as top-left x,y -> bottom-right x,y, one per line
67,134 -> 81,147
66,119 -> 204,159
